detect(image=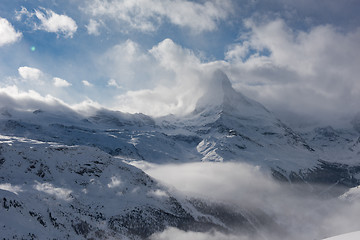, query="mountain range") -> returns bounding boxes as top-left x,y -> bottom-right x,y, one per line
1,70 -> 359,239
